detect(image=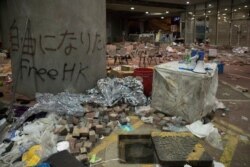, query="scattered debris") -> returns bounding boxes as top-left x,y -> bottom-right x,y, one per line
186,120 -> 215,138
213,160 -> 225,167
241,116 -> 248,121
221,113 -> 226,117
222,92 -> 230,96
235,85 -> 248,92
239,135 -> 249,143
